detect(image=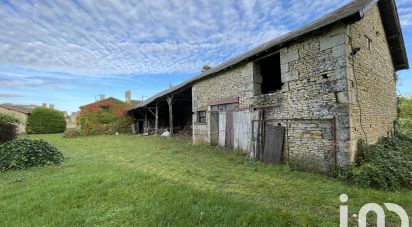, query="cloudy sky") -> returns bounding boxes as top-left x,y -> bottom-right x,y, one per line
1,0 -> 411,113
